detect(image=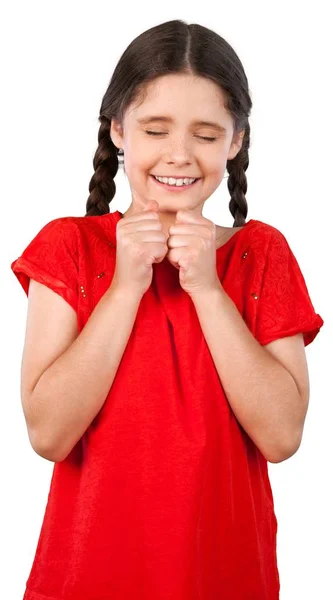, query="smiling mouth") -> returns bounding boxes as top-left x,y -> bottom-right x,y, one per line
150,175 -> 201,189
151,174 -> 200,180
